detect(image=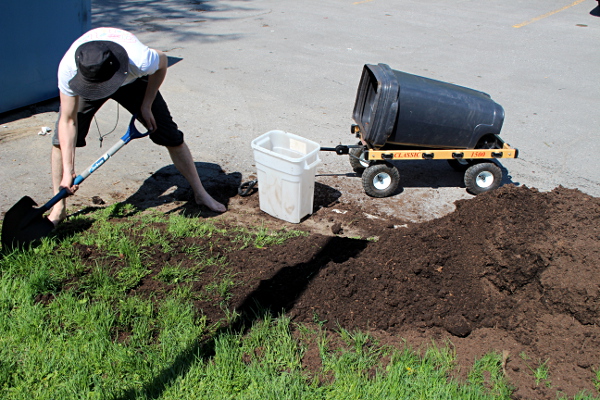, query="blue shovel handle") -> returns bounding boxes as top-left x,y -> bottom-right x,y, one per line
43,115 -> 150,211
122,114 -> 152,143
